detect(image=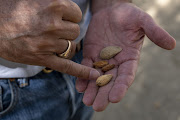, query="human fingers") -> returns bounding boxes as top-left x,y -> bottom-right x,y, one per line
44,56 -> 100,80
92,68 -> 117,112
76,58 -> 94,92
61,0 -> 82,23
28,35 -> 77,59
38,0 -> 81,40
82,59 -> 103,106
82,76 -> 100,106
54,40 -> 77,59
141,13 -> 176,50
109,60 -> 138,103
44,20 -> 80,40
47,0 -> 82,23
0,35 -> 77,65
